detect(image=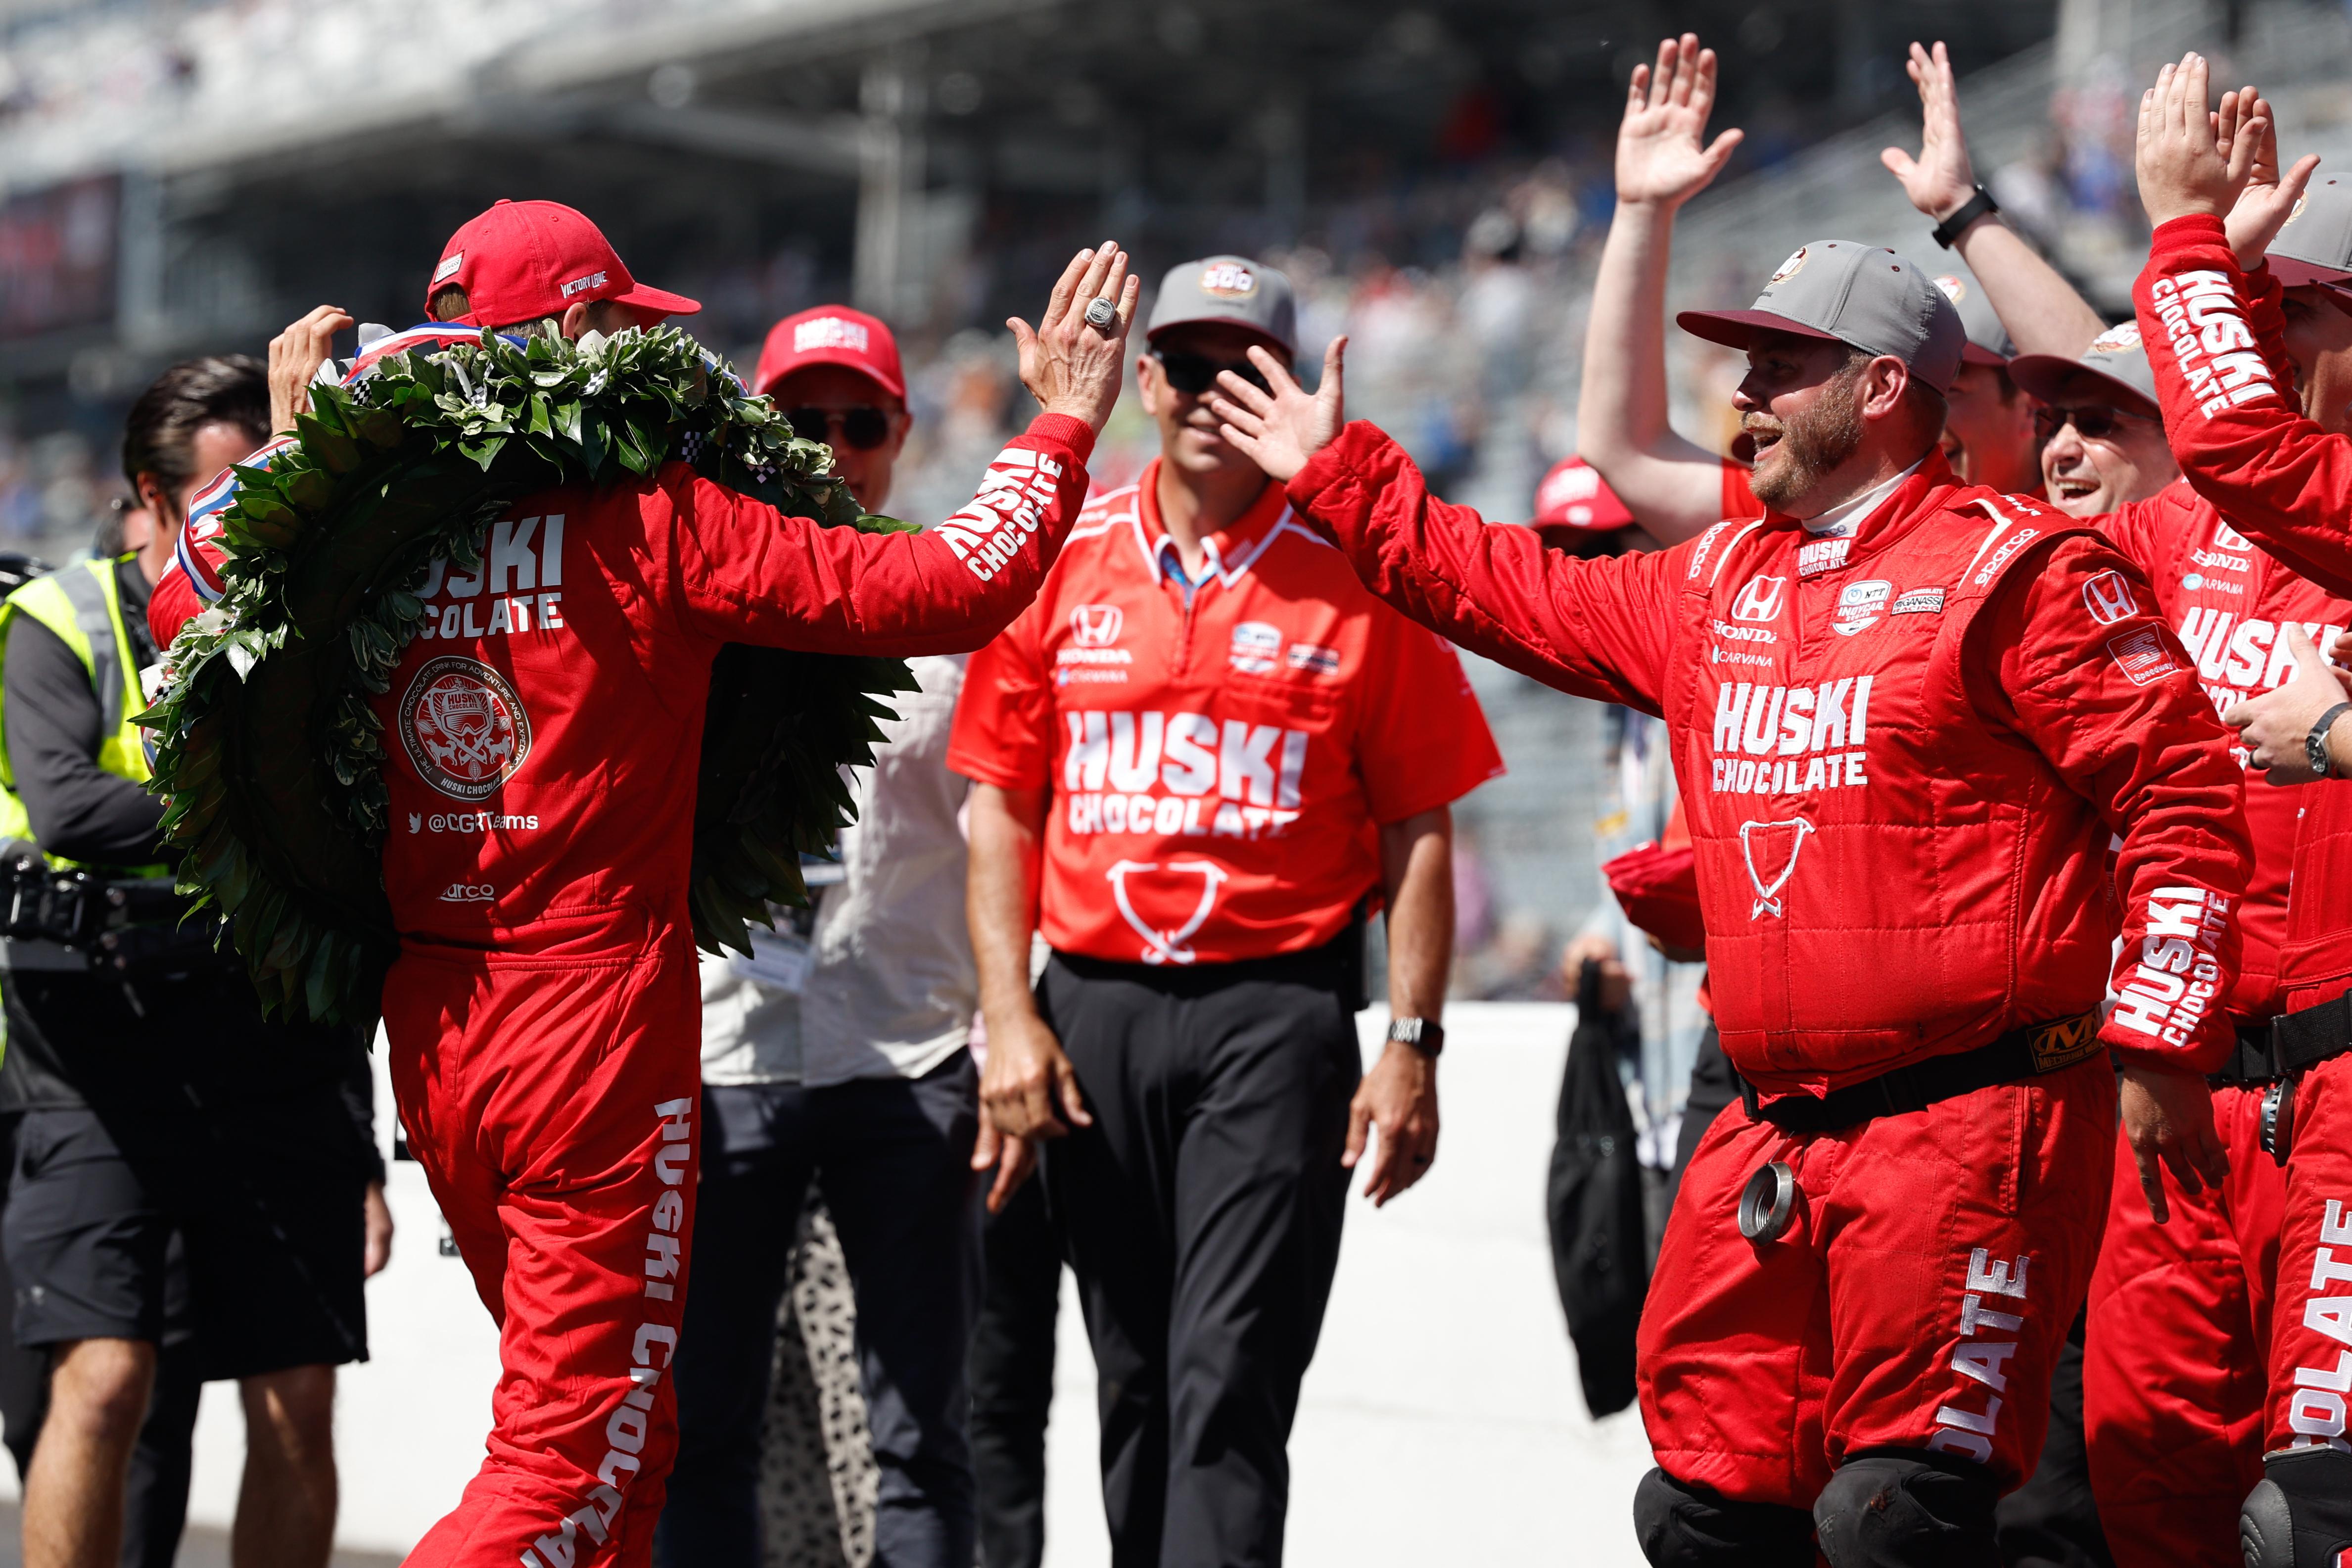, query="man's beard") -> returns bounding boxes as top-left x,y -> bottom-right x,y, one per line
1748,368 -> 1867,510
